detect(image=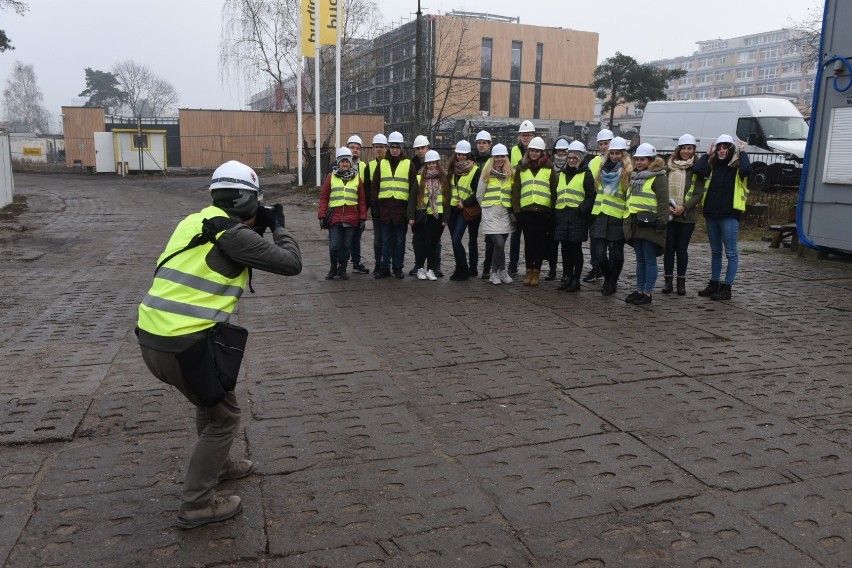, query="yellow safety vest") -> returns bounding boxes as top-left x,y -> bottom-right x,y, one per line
450,165 -> 479,206
481,175 -> 512,207
627,177 -> 658,214
587,156 -> 603,178
511,145 -> 524,168
519,168 -> 553,208
329,175 -> 359,207
592,162 -> 627,217
368,160 -> 379,181
415,174 -> 444,215
138,206 -> 247,337
357,161 -> 367,182
378,159 -> 411,200
554,171 -> 586,210
704,168 -> 749,212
